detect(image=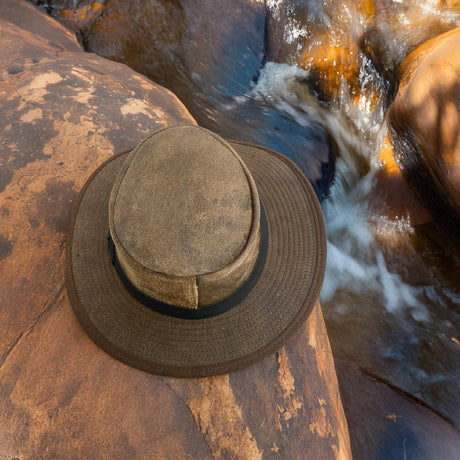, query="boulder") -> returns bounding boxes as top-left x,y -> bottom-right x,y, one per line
267,0 -> 459,108
388,28 -> 460,226
362,0 -> 459,89
0,1 -> 351,458
29,0 -> 336,198
0,0 -> 194,357
41,0 -> 266,129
